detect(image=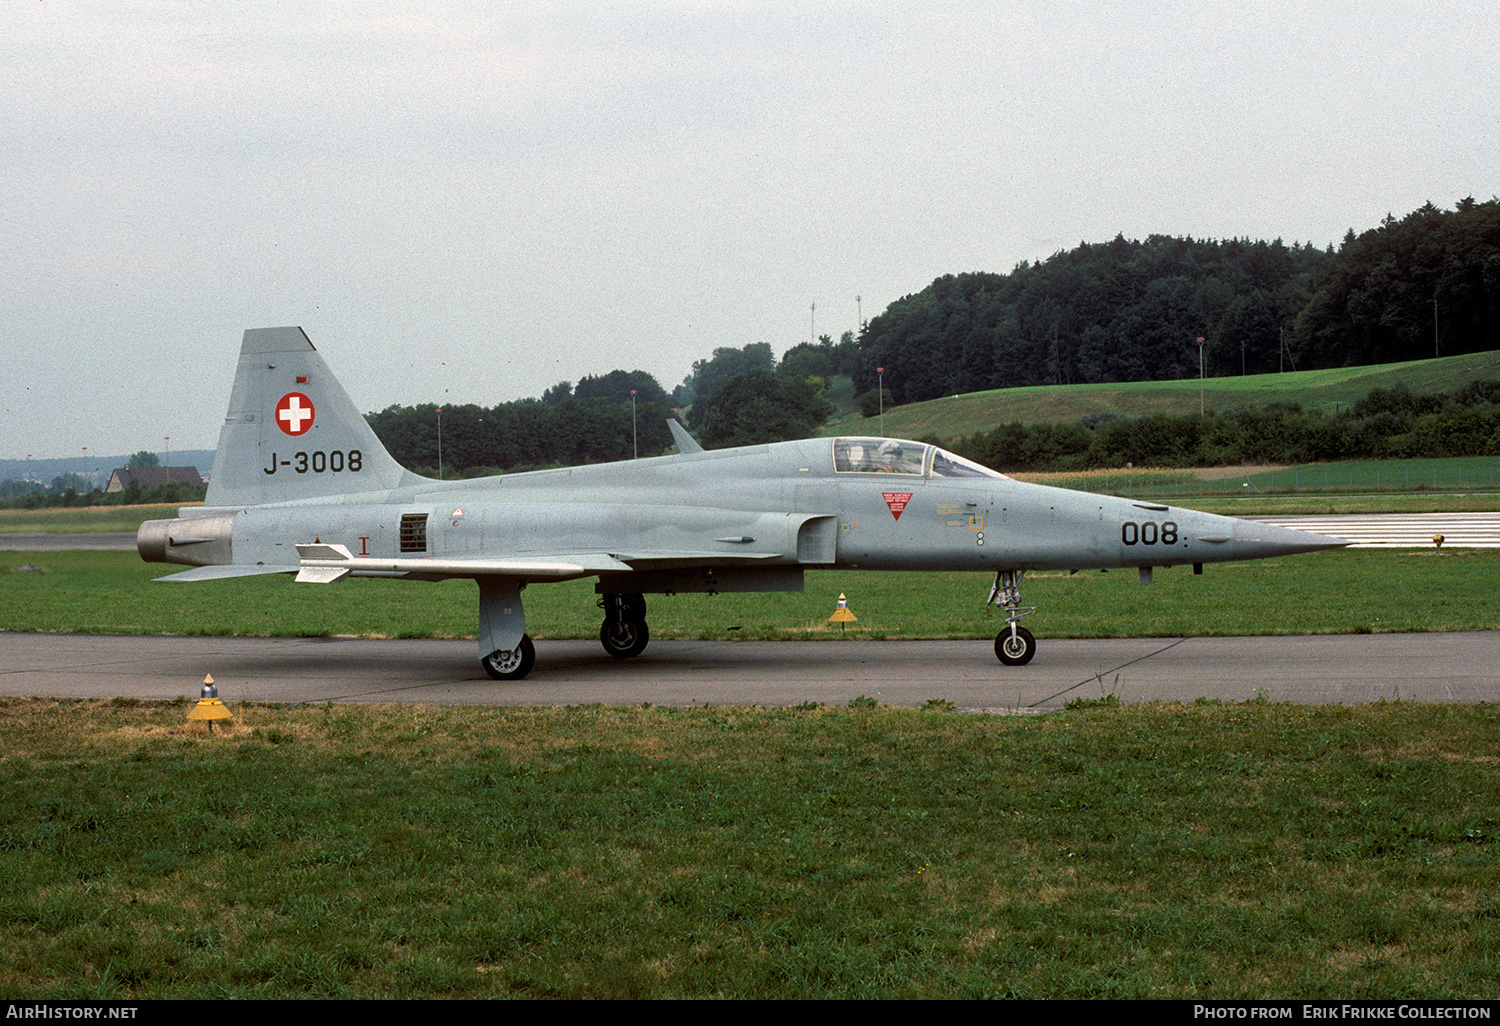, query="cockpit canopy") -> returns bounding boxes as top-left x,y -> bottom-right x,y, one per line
830,438 -> 1007,479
